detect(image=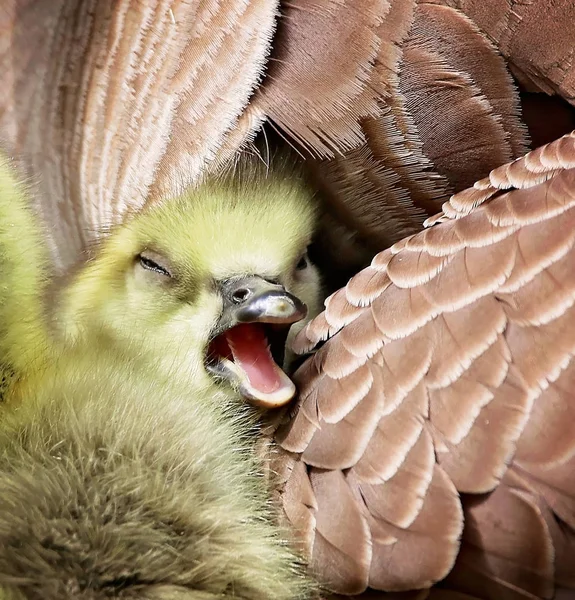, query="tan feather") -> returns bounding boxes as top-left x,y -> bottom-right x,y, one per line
283,131 -> 575,596
255,0 -> 531,272
254,0 -> 387,157
408,4 -> 528,160
400,7 -> 525,192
